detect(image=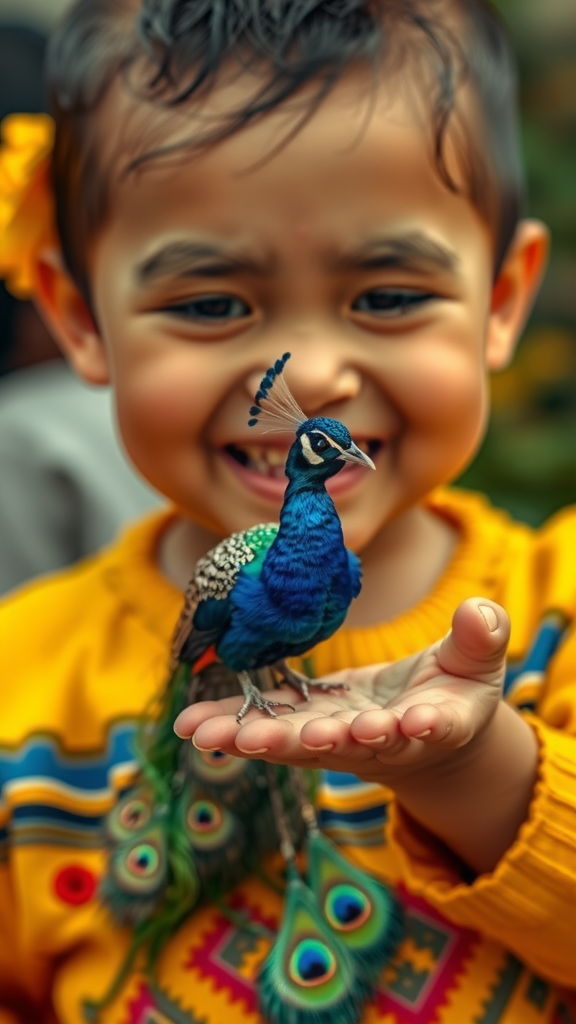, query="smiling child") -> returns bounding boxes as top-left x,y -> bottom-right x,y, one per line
0,1 -> 575,1022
